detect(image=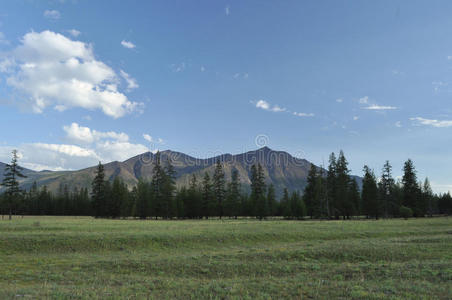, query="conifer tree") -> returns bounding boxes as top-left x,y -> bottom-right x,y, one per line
1,150 -> 27,220
281,188 -> 291,219
226,169 -> 241,218
201,172 -> 213,219
303,164 -> 317,218
402,159 -> 422,216
379,161 -> 395,218
326,152 -> 337,219
362,165 -> 379,219
266,184 -> 276,217
213,159 -> 226,218
336,150 -> 351,219
162,159 -> 177,219
91,161 -> 106,218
